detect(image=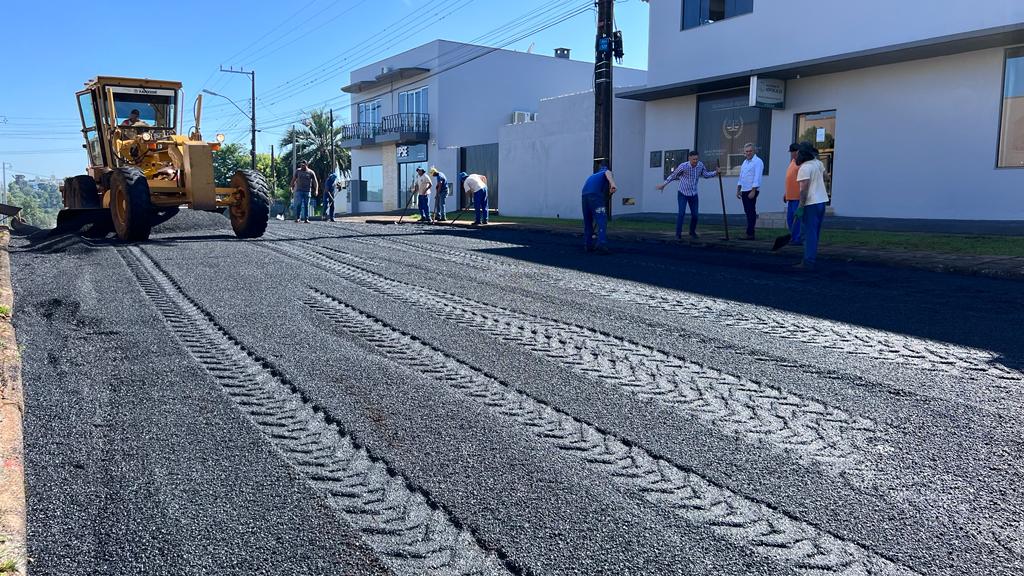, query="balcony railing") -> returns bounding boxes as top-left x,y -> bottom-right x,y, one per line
380,113 -> 430,136
340,122 -> 380,141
